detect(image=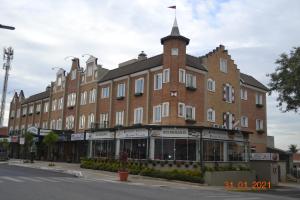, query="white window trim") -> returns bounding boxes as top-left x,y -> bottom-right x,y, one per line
117,83 -> 126,98
185,106 -> 196,120
162,102 -> 169,117
241,89 -> 248,100
241,116 -> 248,127
220,58 -> 228,73
101,87 -> 110,99
186,73 -> 196,88
115,111 -> 124,126
207,108 -> 215,122
134,107 -> 143,124
179,69 -> 186,83
135,78 -> 144,94
162,69 -> 170,83
207,79 -> 216,92
178,102 -> 185,117
171,48 -> 179,56
256,119 -> 264,130
153,105 -> 162,123
154,73 -> 163,90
